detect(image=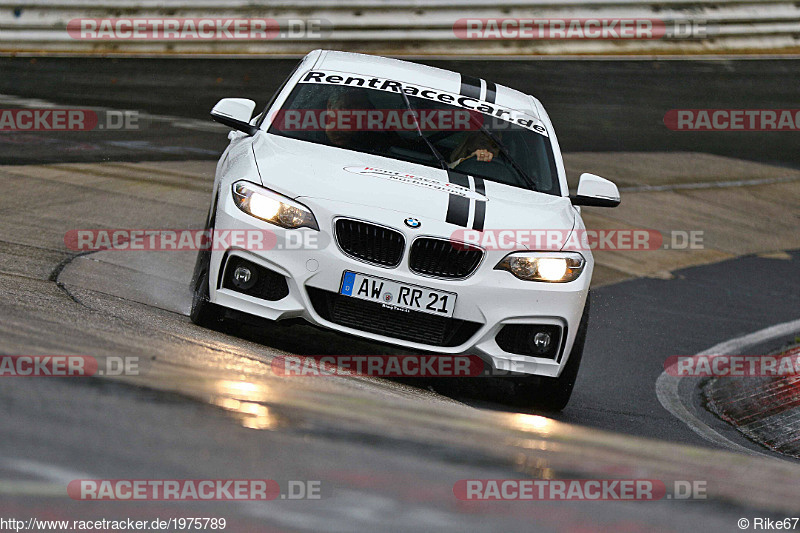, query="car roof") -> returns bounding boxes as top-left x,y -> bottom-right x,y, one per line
311,50 -> 541,118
